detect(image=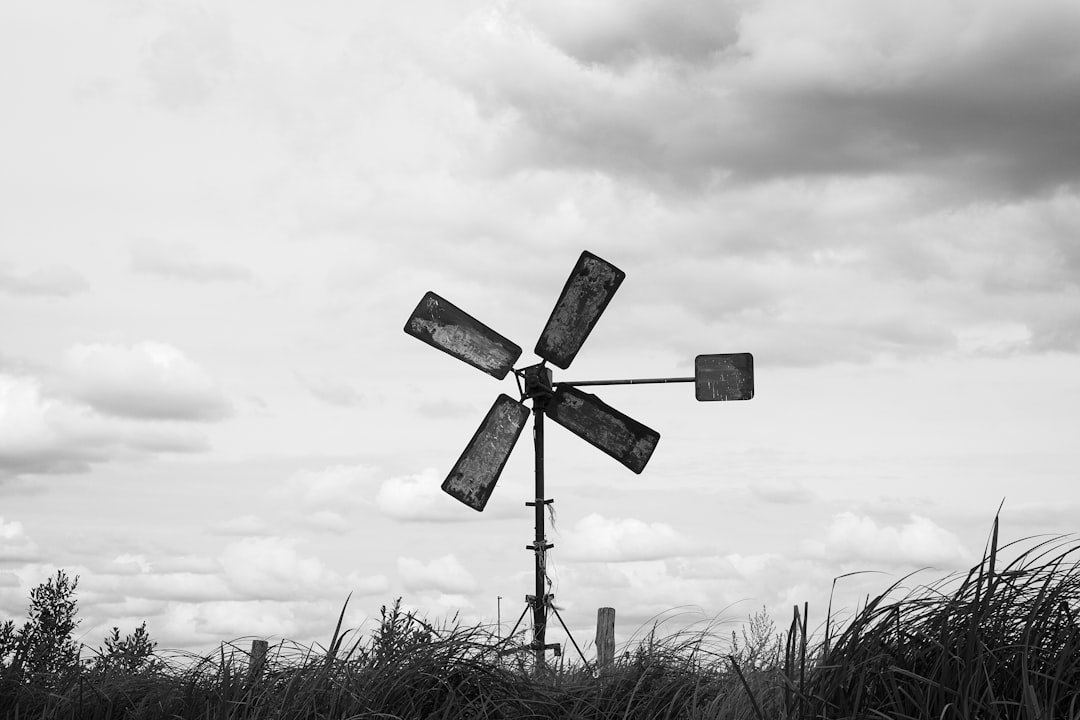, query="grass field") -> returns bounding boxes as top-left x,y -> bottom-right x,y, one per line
2,514 -> 1078,719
